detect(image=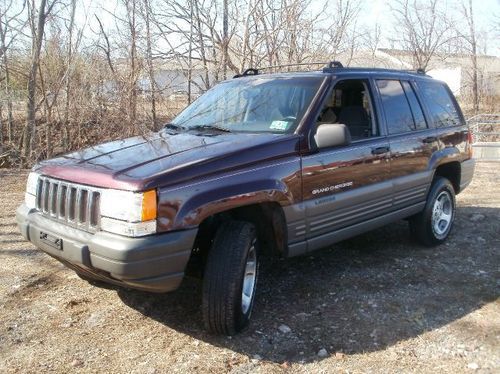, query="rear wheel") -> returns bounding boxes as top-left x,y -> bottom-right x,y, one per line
202,220 -> 259,335
410,177 -> 456,246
